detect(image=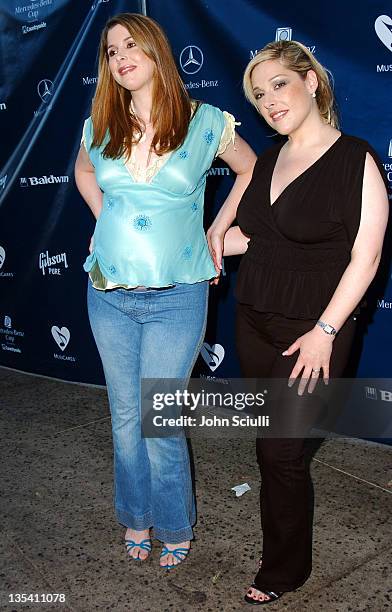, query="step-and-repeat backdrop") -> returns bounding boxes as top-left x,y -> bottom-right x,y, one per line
0,1 -> 391,437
